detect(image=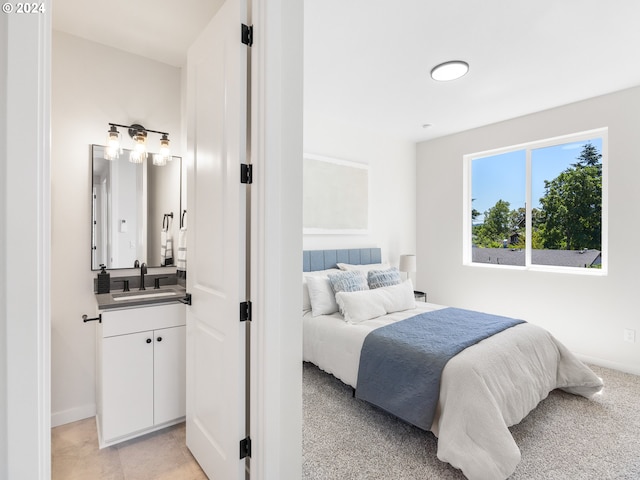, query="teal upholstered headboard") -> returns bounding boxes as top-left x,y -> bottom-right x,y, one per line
302,248 -> 382,272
